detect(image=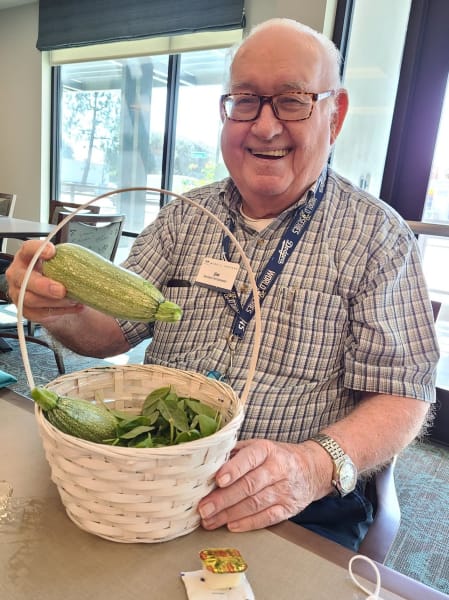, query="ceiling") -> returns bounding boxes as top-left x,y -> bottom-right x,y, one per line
0,0 -> 35,9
